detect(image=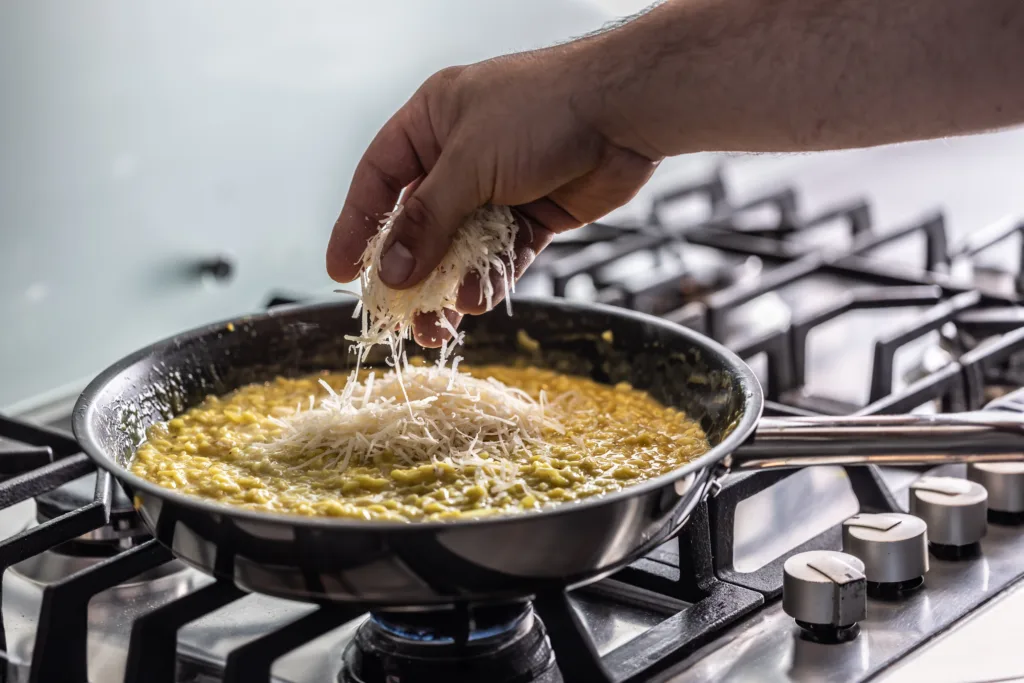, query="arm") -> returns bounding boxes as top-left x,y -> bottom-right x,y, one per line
590,0 -> 1024,156
327,0 -> 1024,345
